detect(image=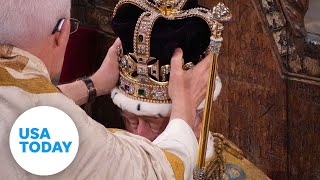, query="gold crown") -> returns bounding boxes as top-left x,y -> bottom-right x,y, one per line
113,0 -> 231,103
